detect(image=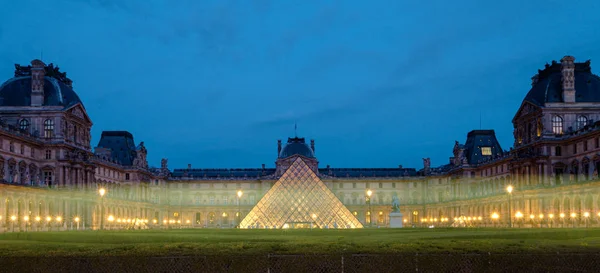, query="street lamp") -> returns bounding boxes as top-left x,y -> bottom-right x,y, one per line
98,187 -> 106,230
548,214 -> 554,228
366,189 -> 373,227
560,213 -> 565,228
506,185 -> 513,228
35,216 -> 41,231
107,215 -> 114,230
570,212 -> 576,228
491,212 -> 499,228
74,217 -> 80,230
583,212 -> 590,228
237,190 -> 243,228
10,215 -> 16,232
23,216 -> 29,232
56,216 -> 62,231
515,211 -> 523,228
